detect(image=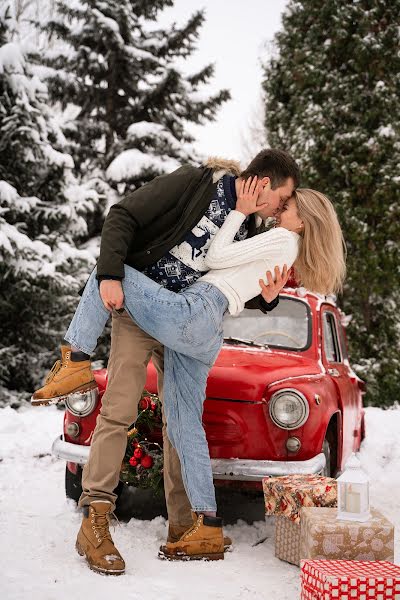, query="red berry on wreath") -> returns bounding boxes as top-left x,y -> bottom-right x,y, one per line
150,401 -> 157,411
129,456 -> 139,467
139,398 -> 150,410
141,455 -> 154,469
133,447 -> 143,459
